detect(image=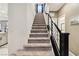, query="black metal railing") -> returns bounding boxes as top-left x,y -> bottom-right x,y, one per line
45,12 -> 69,56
